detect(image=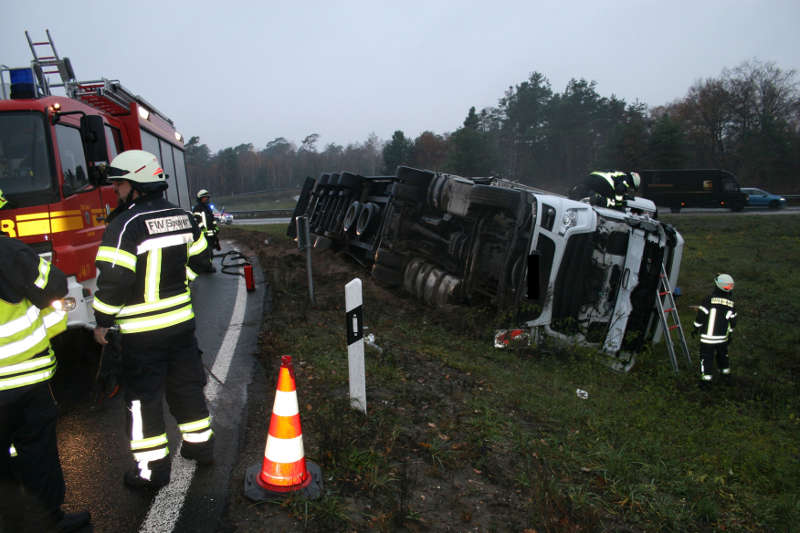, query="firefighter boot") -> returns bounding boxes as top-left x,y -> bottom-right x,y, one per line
52,508 -> 91,533
180,434 -> 215,466
123,457 -> 171,490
